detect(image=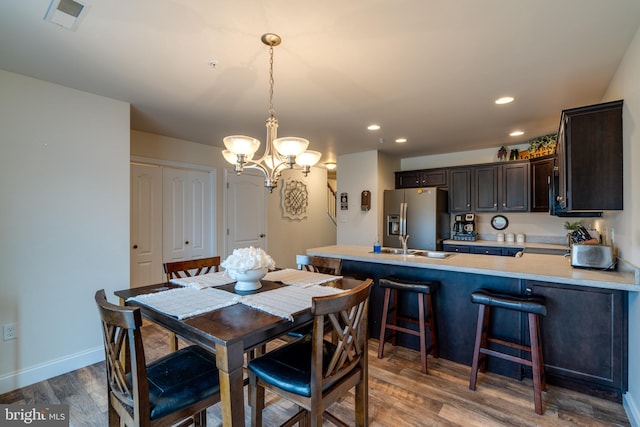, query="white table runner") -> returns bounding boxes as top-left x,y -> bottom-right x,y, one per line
237,285 -> 345,321
263,268 -> 342,287
127,287 -> 237,320
169,271 -> 236,289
